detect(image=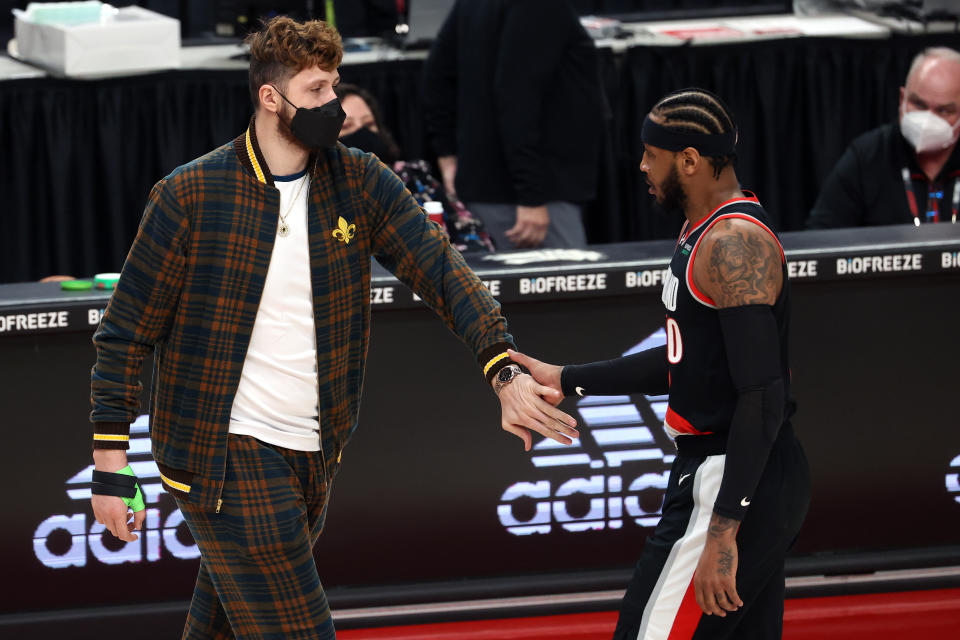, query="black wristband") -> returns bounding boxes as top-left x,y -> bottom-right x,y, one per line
92,469 -> 139,488
91,481 -> 138,499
